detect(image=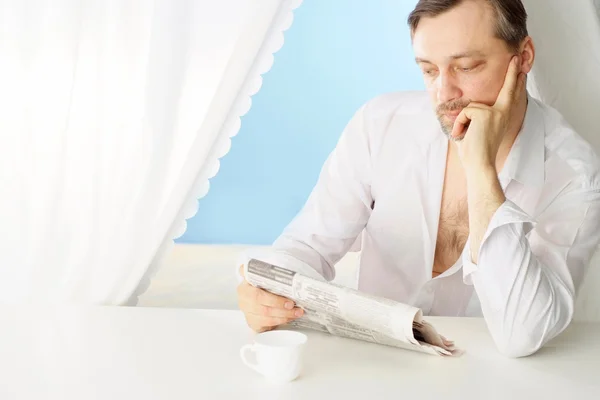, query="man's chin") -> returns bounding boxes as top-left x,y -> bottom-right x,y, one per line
437,118 -> 454,138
